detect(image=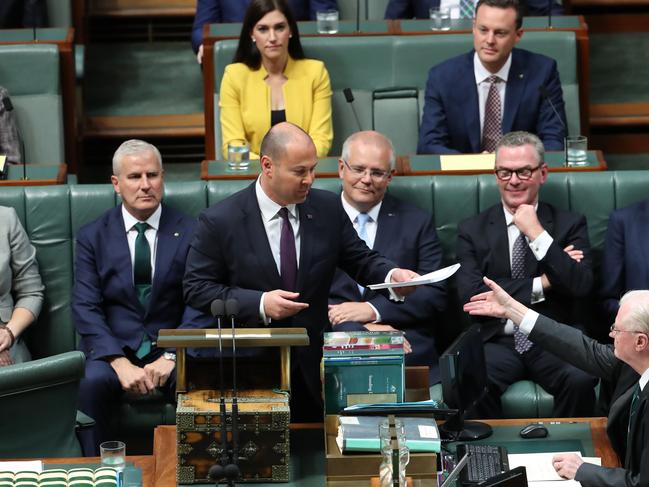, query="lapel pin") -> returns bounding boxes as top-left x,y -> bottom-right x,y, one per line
174,232 -> 180,237
388,213 -> 395,217
306,214 -> 313,220
519,73 -> 524,79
